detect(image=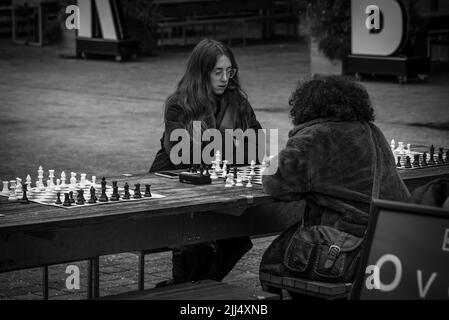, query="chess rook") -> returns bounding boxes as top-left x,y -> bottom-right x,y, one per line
144,184 -> 152,198
133,183 -> 142,199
